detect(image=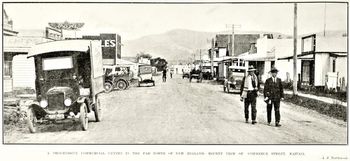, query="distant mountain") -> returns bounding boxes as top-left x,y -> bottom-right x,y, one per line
123,29 -> 215,62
